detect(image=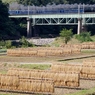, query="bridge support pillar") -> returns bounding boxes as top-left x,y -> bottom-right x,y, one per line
82,25 -> 87,32
77,18 -> 82,34
27,18 -> 31,38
